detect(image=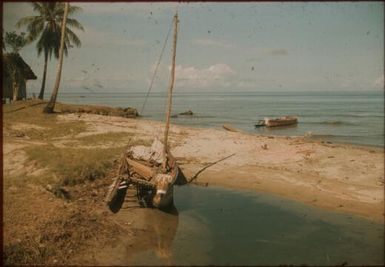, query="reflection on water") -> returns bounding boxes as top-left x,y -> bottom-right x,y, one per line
152,207 -> 179,263
128,206 -> 180,266
101,185 -> 384,266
